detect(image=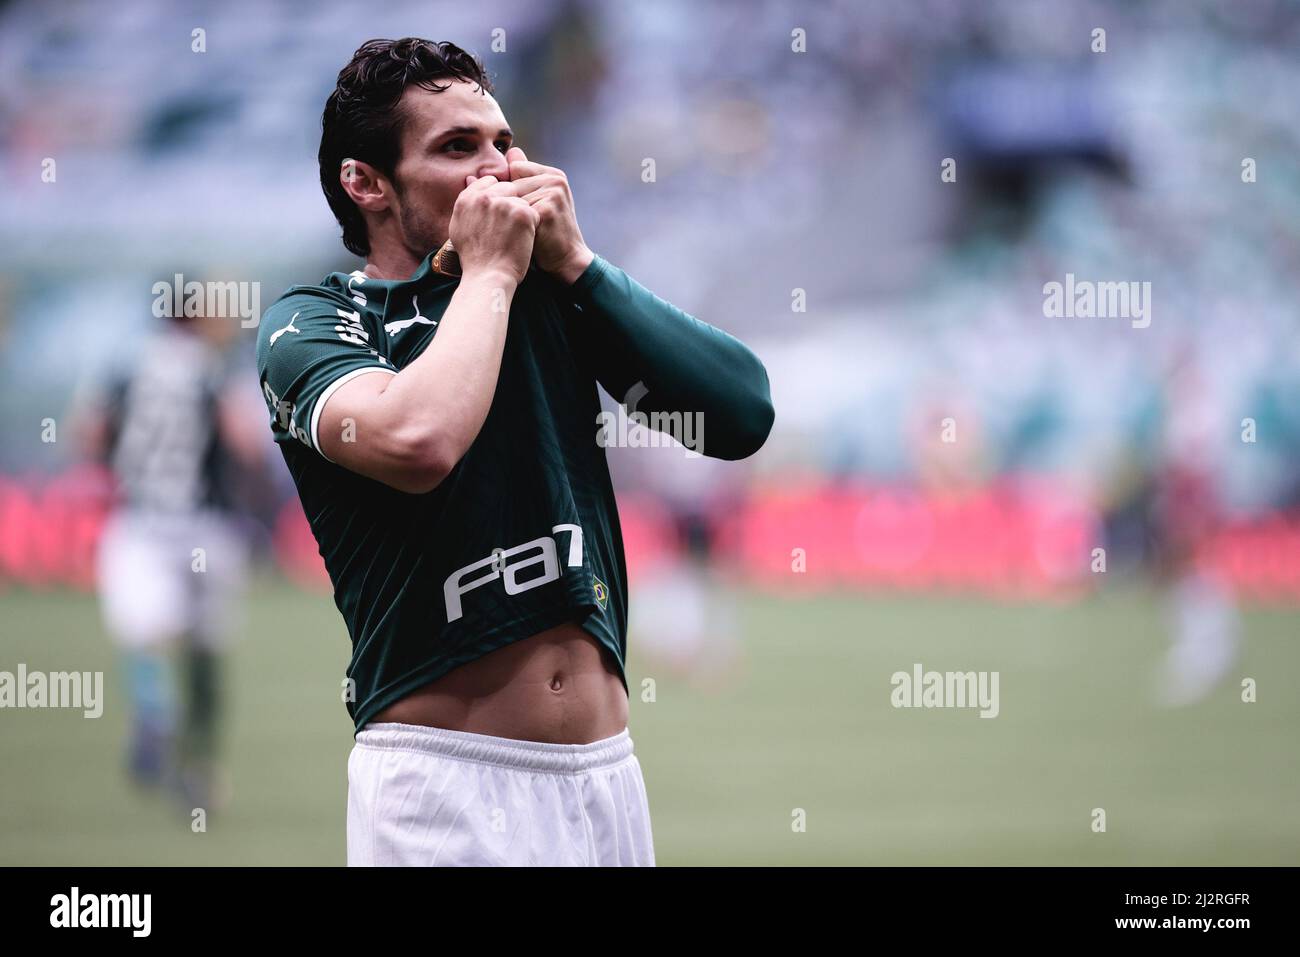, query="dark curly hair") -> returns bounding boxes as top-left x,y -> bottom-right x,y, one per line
319,38 -> 493,257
